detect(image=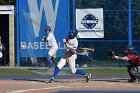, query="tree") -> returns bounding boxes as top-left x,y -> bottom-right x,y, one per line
0,0 -> 15,5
